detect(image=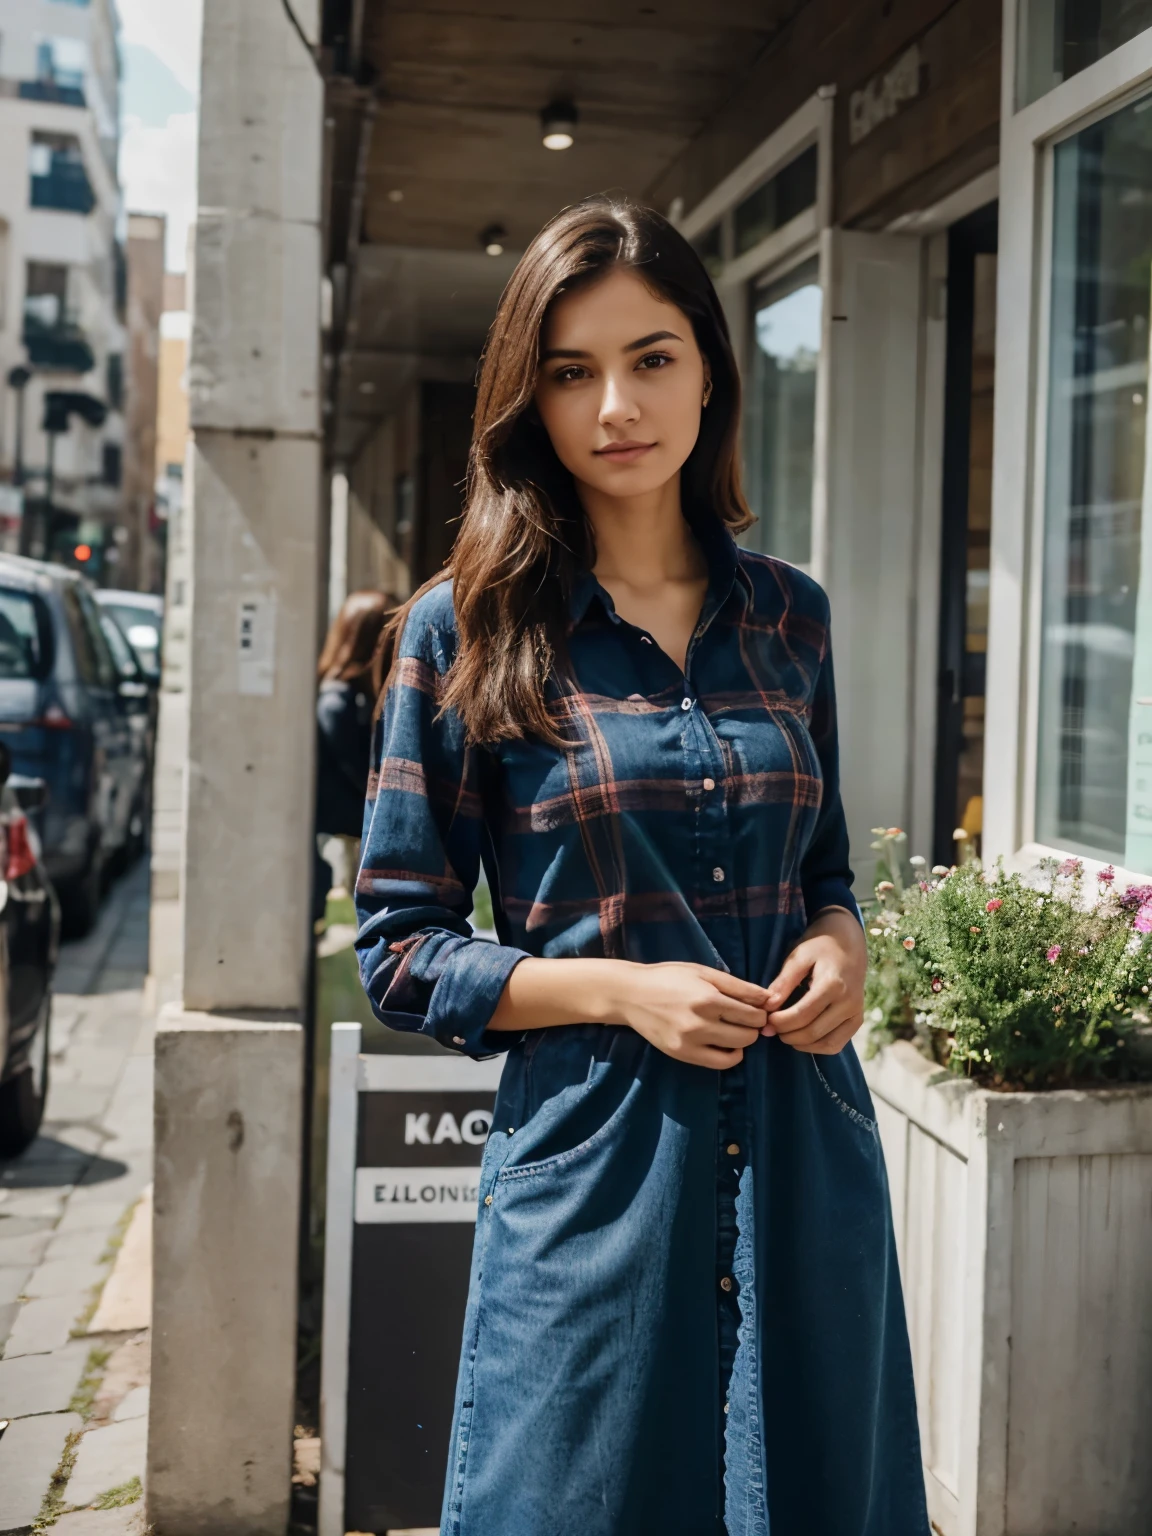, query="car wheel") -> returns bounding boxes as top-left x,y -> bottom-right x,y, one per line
59,848 -> 102,938
0,999 -> 50,1158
